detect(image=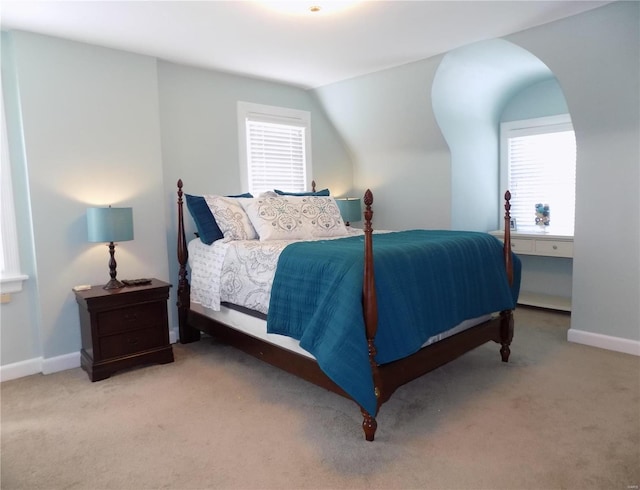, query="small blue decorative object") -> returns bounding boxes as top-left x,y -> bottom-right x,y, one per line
535,203 -> 550,227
